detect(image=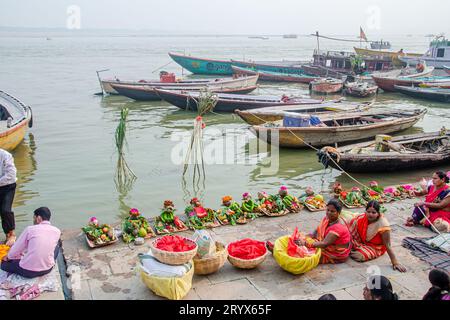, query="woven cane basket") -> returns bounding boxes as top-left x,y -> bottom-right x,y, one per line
150,237 -> 198,265
193,242 -> 228,275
